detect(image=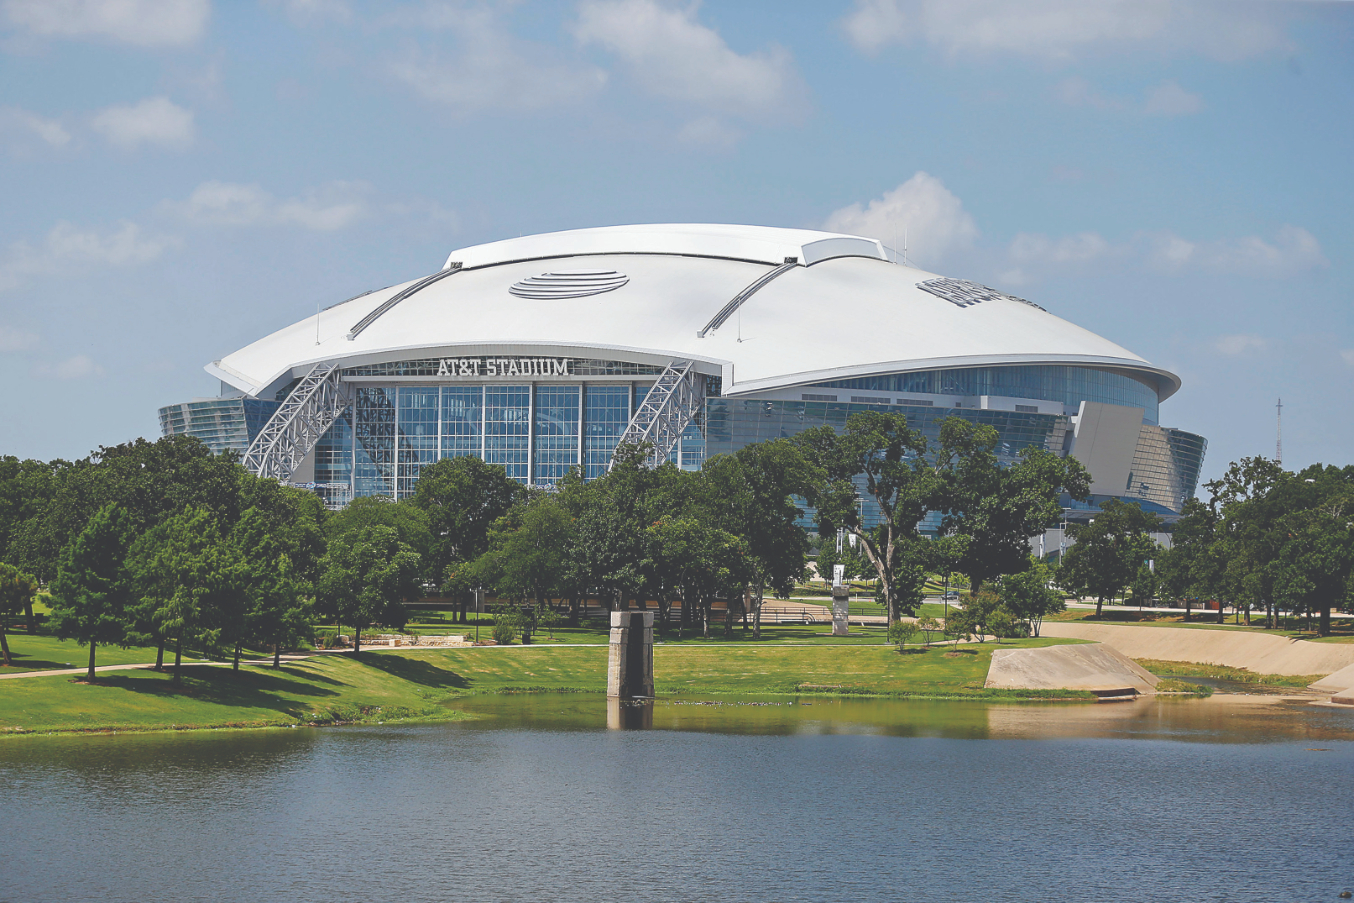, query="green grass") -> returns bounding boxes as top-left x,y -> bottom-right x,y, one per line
1048,609 -> 1354,641
1,636 -> 1095,735
0,654 -> 467,735
1,635 -> 171,674
1133,658 -> 1325,689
